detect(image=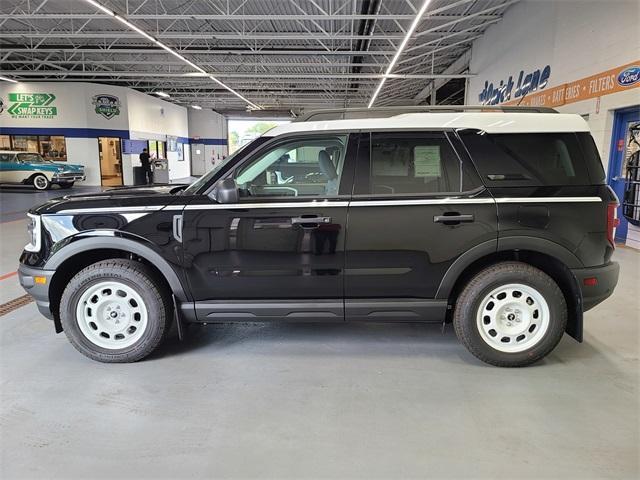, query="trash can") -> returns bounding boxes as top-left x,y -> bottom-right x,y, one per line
133,166 -> 147,185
